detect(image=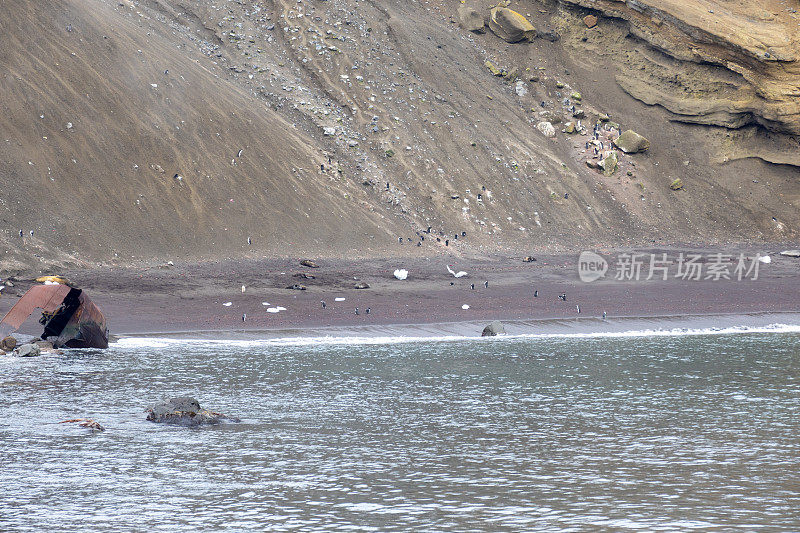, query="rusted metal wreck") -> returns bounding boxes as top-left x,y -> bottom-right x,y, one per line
0,284 -> 109,349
